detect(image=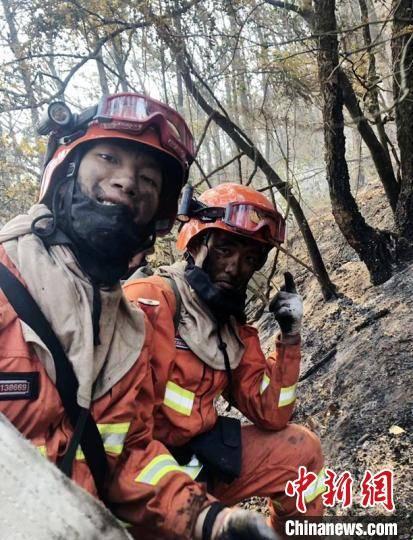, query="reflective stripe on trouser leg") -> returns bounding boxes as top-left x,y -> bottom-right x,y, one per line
260,374 -> 270,395
304,468 -> 326,503
36,445 -> 47,457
